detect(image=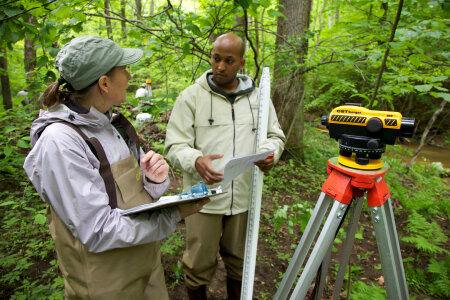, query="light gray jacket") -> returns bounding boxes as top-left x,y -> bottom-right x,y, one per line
164,70 -> 285,215
24,104 -> 180,253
